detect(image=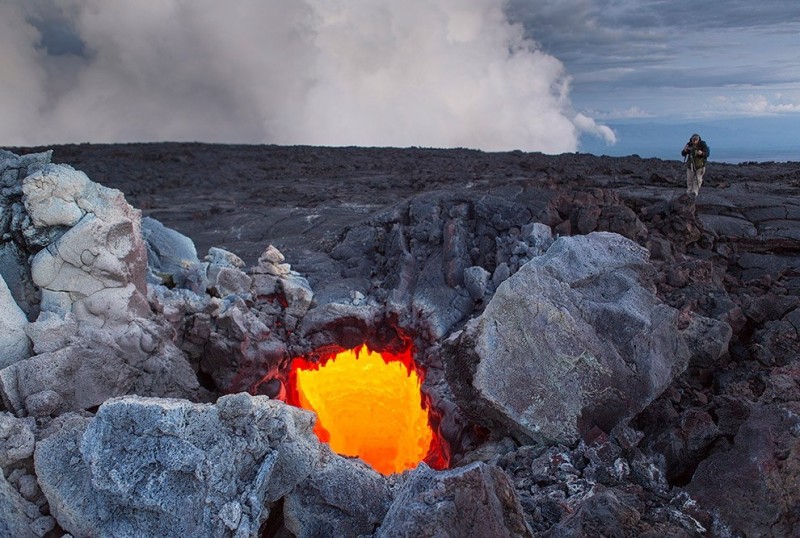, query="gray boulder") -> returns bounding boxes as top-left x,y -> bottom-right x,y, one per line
375,462 -> 532,537
0,471 -> 48,538
0,274 -> 31,369
20,162 -> 157,344
142,216 -> 209,293
30,414 -> 95,537
464,265 -> 492,301
0,412 -> 36,468
22,310 -> 78,355
23,164 -> 148,300
0,241 -> 38,318
283,447 -> 392,538
206,247 -> 252,298
0,161 -> 205,415
444,232 -> 690,445
686,403 -> 800,537
0,326 -> 204,416
681,312 -> 732,368
541,485 -> 643,537
34,394 -> 320,538
149,243 -> 313,394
